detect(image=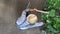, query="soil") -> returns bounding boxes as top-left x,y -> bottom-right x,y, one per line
0,0 -> 45,34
